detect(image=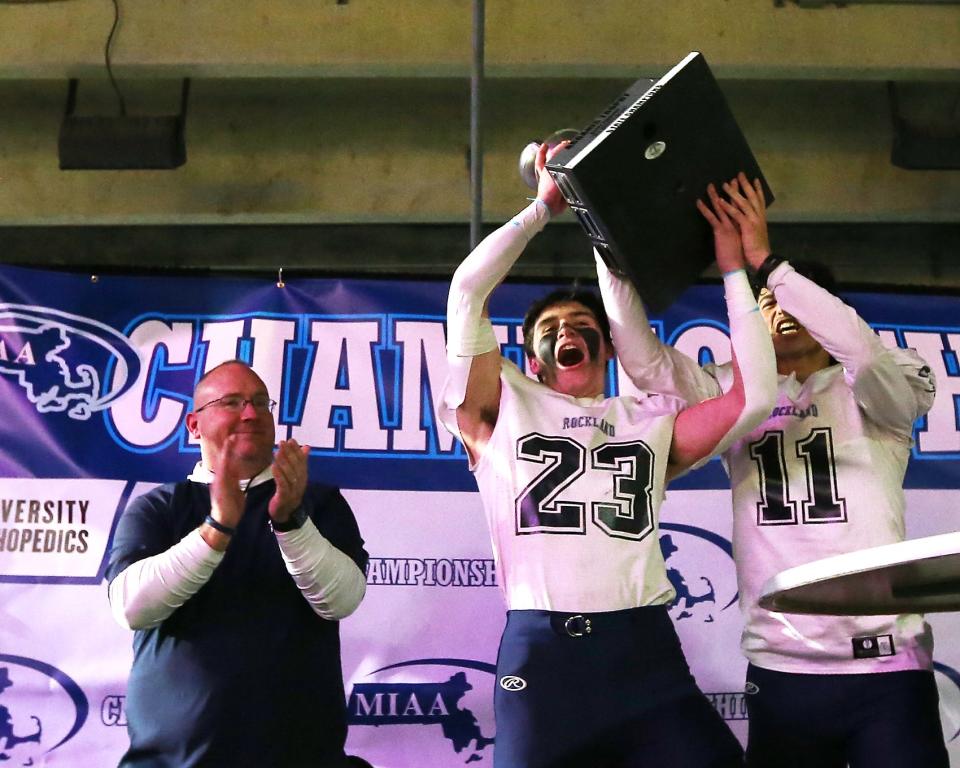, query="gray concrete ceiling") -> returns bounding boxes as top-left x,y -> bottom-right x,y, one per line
1,0 -> 958,288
